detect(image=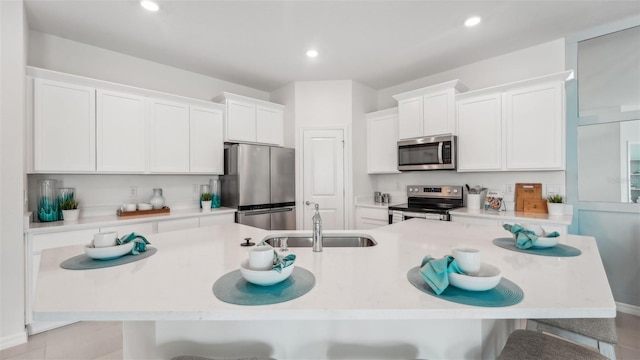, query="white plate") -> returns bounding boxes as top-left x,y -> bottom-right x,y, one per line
85,242 -> 134,260
240,259 -> 294,286
448,263 -> 502,291
532,235 -> 560,248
